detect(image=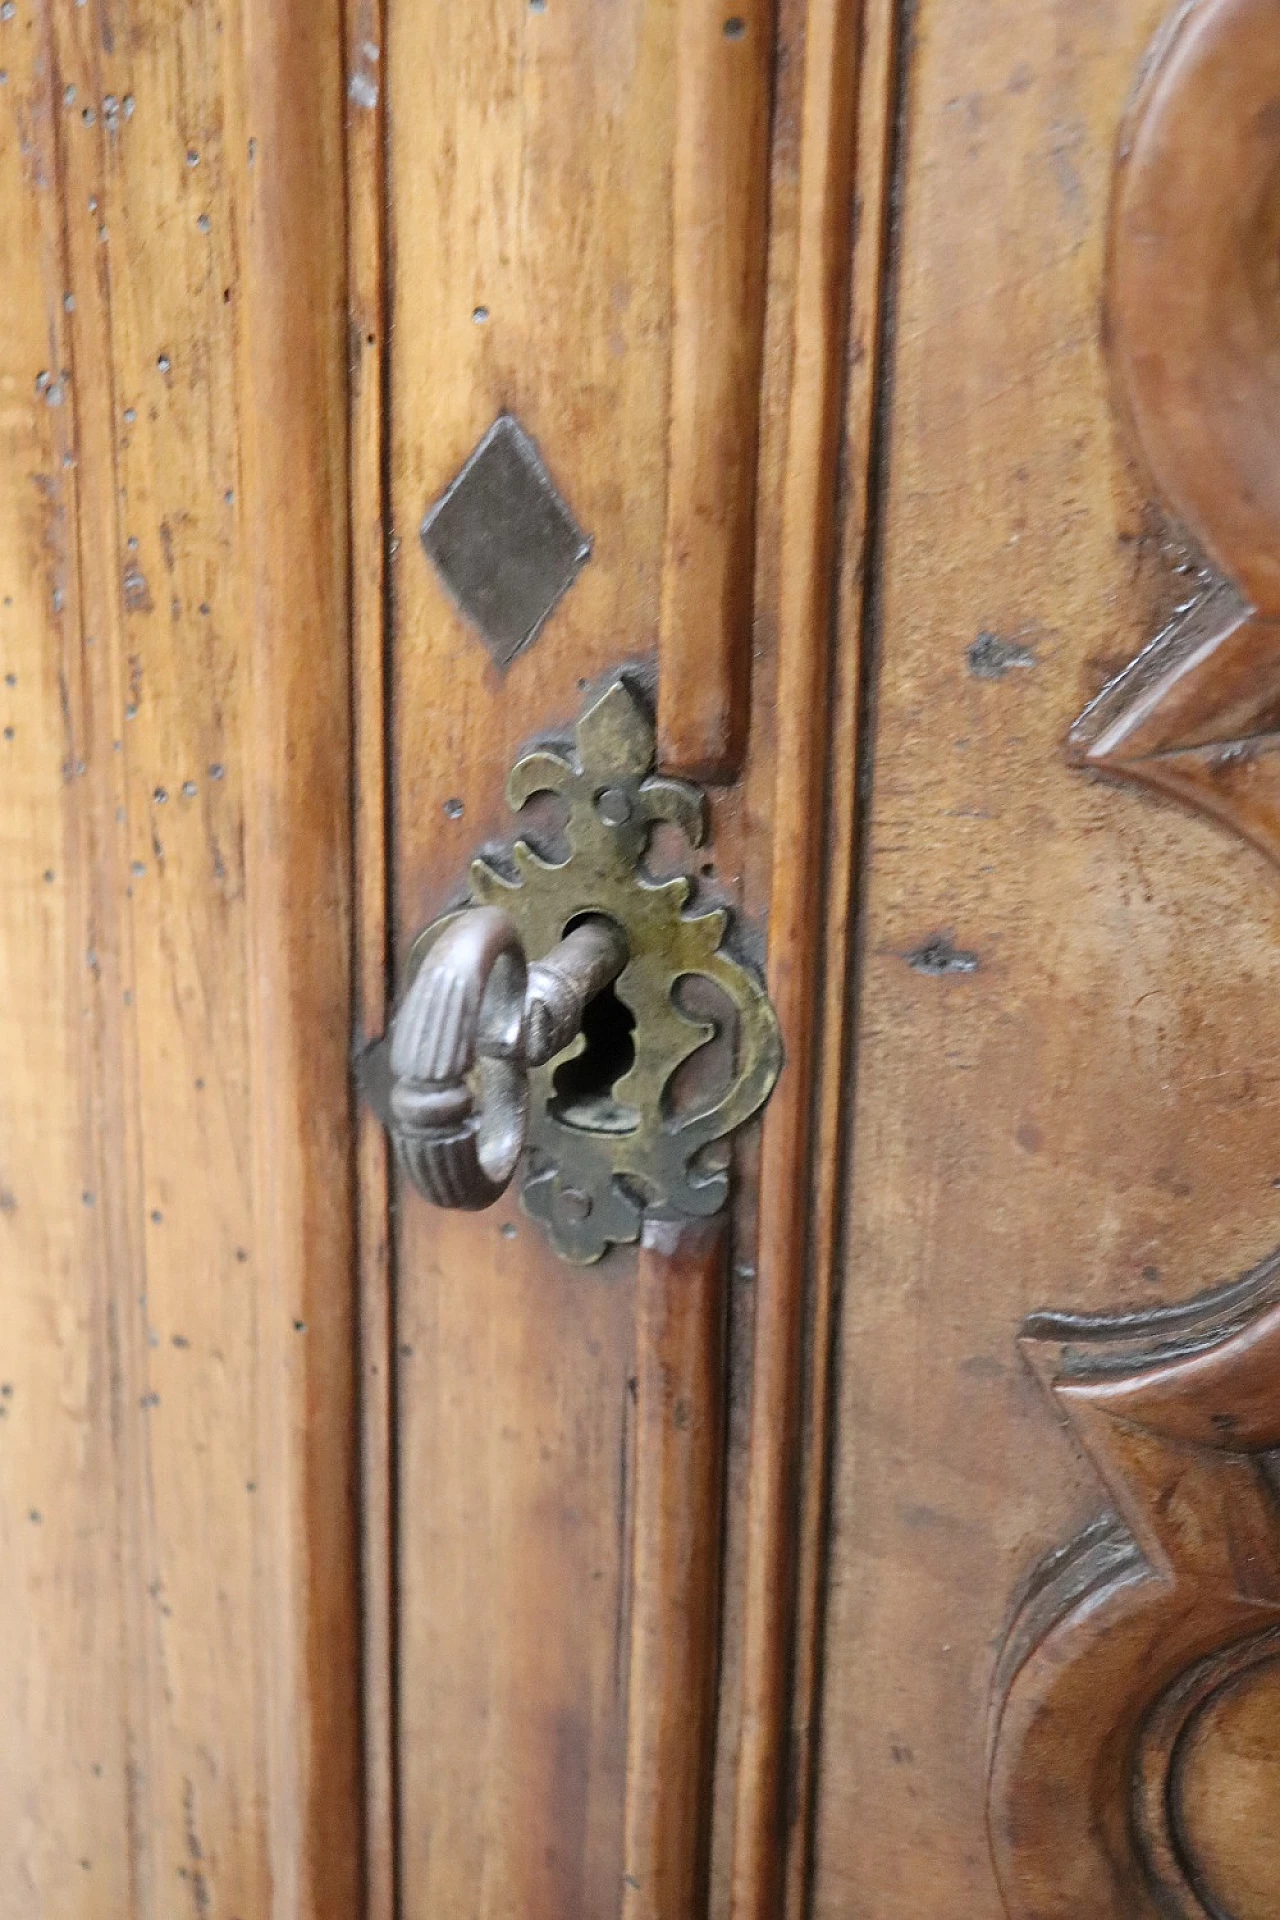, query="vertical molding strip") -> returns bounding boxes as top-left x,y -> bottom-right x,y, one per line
658,0 -> 775,782
622,1218 -> 729,1920
783,0 -> 901,1910
344,0 -> 397,1909
238,0 -> 363,1907
729,0 -> 867,1913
